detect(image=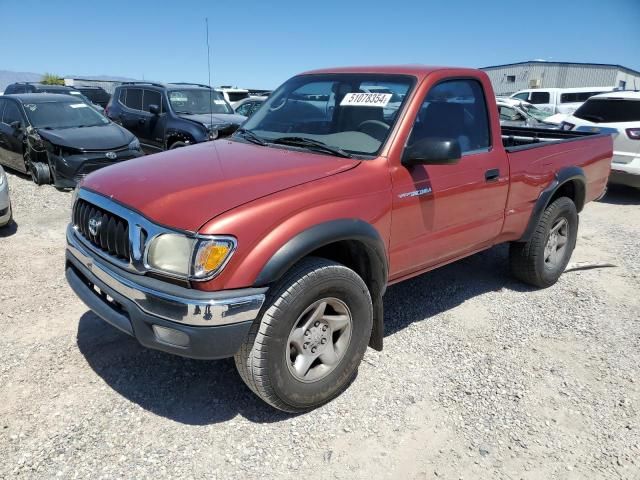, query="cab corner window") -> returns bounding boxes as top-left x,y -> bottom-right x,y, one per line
408,79 -> 490,155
